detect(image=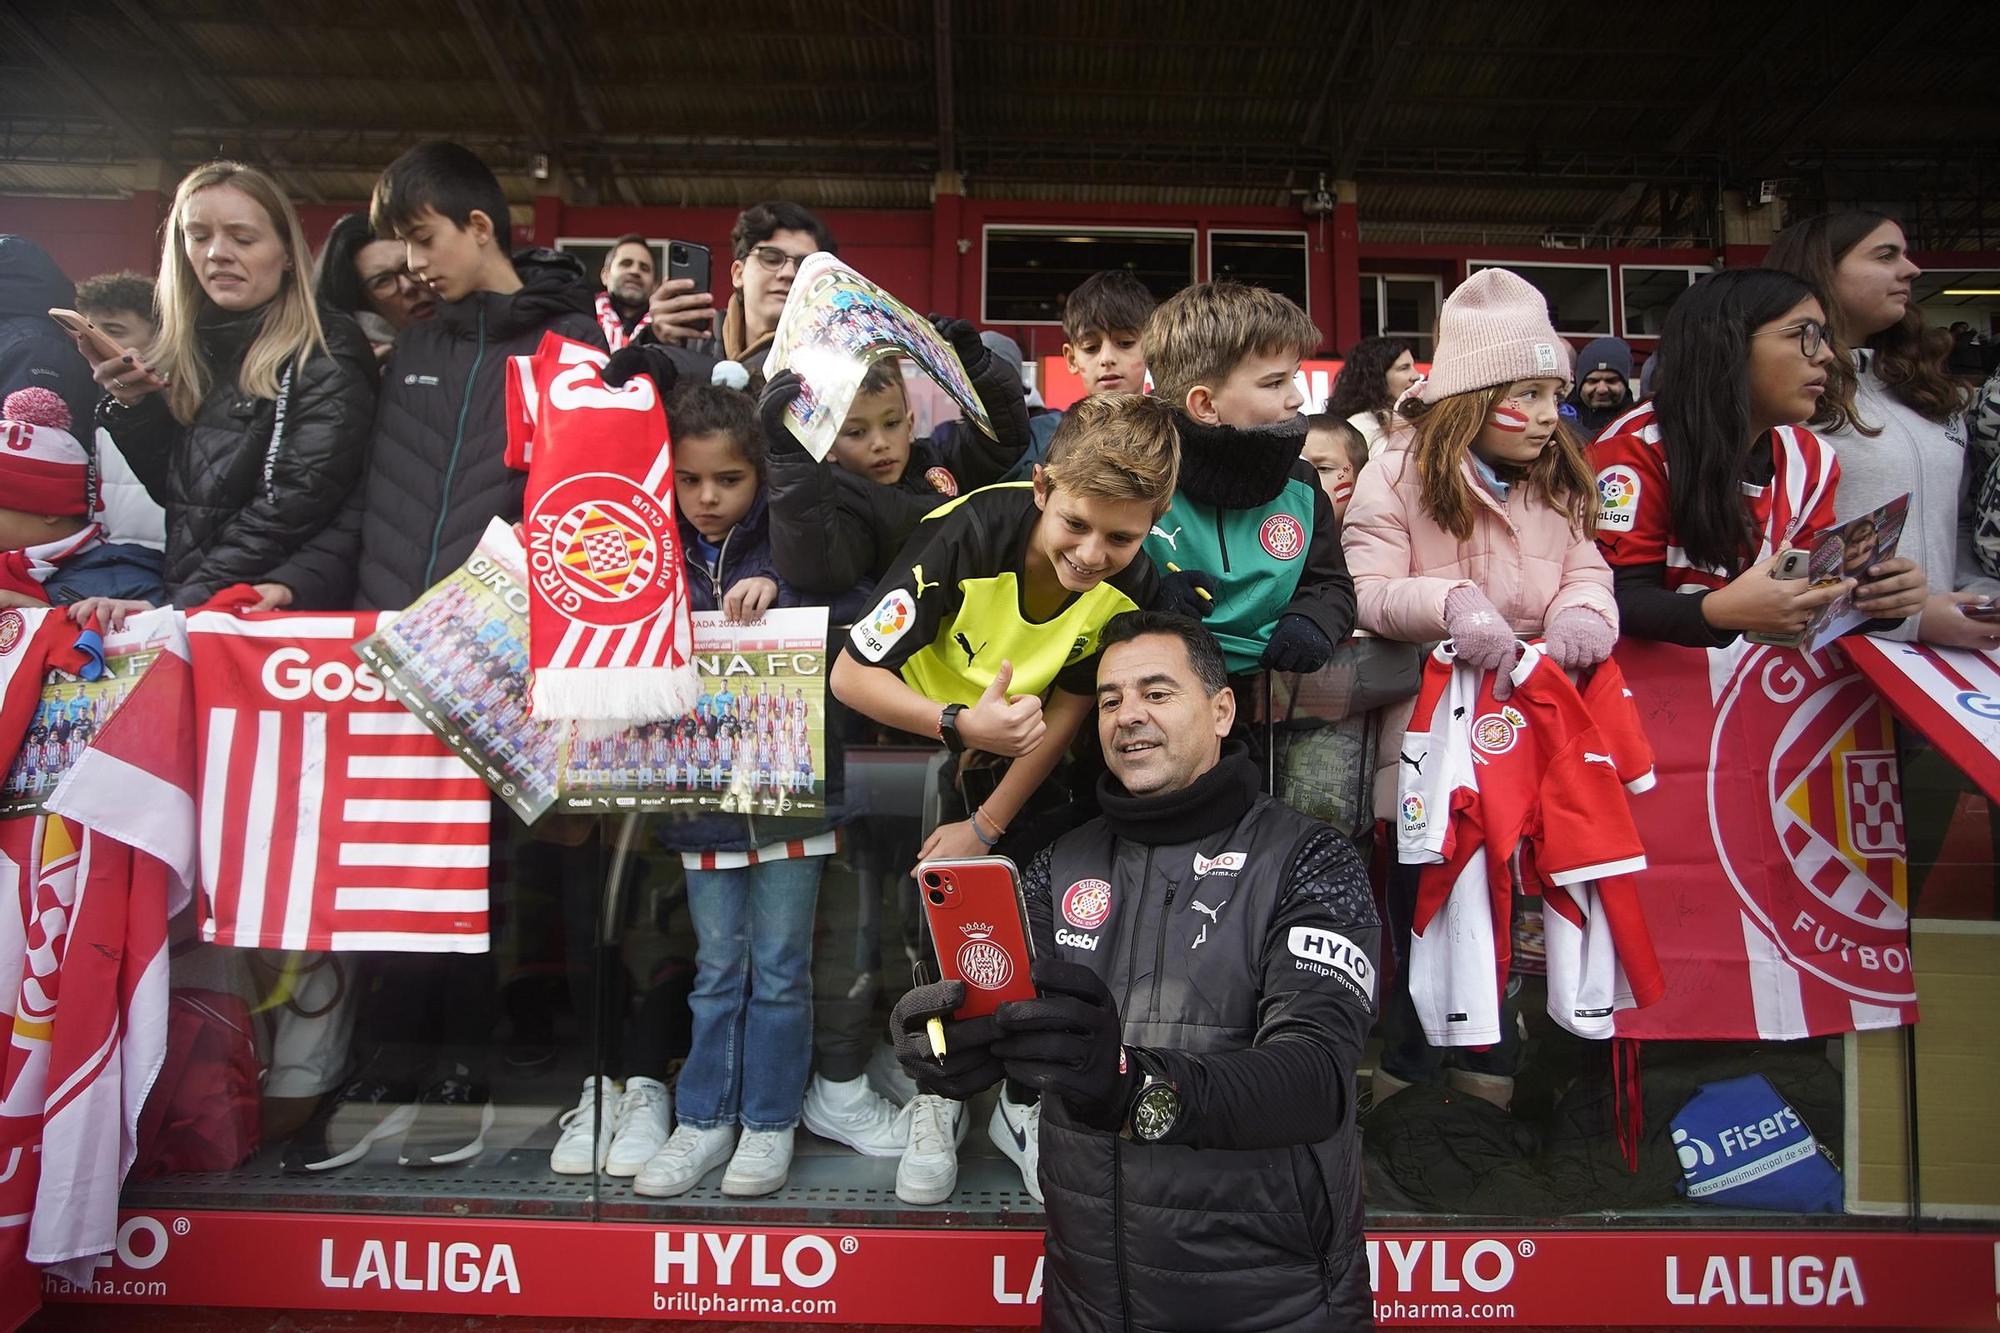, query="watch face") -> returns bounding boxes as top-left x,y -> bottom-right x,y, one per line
1132,1083 -> 1178,1142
